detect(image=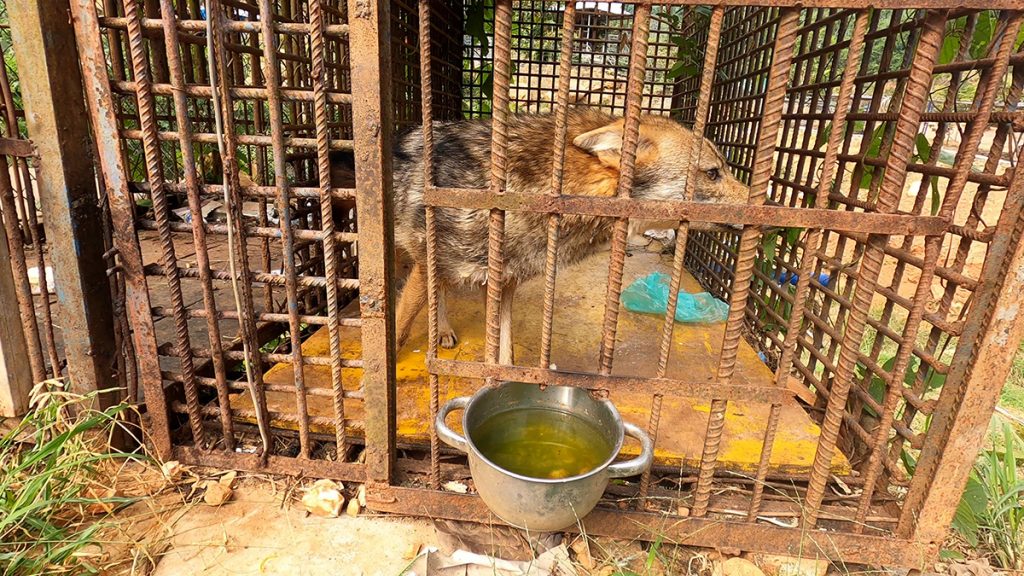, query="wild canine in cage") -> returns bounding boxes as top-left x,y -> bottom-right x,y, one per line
328,106 -> 747,363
